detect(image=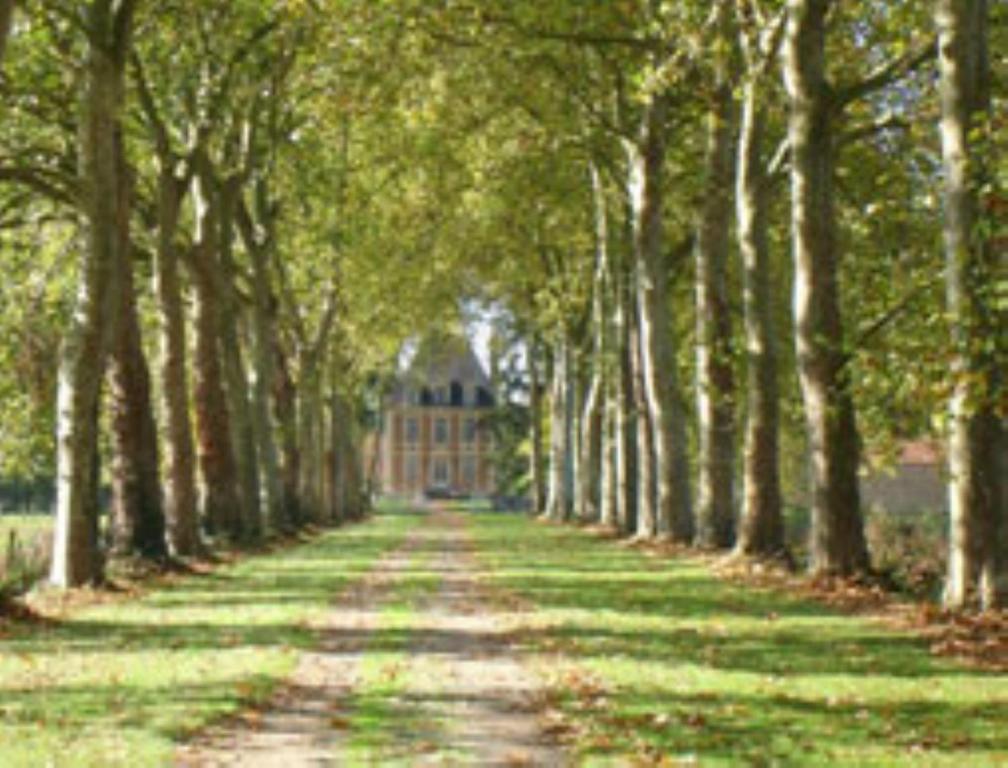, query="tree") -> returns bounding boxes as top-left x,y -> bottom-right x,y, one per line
734,0 -> 786,559
694,0 -> 738,549
51,0 -> 140,587
936,0 -> 1005,610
